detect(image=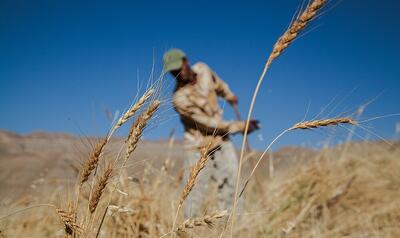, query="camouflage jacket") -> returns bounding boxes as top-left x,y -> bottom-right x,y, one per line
172,62 -> 245,150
